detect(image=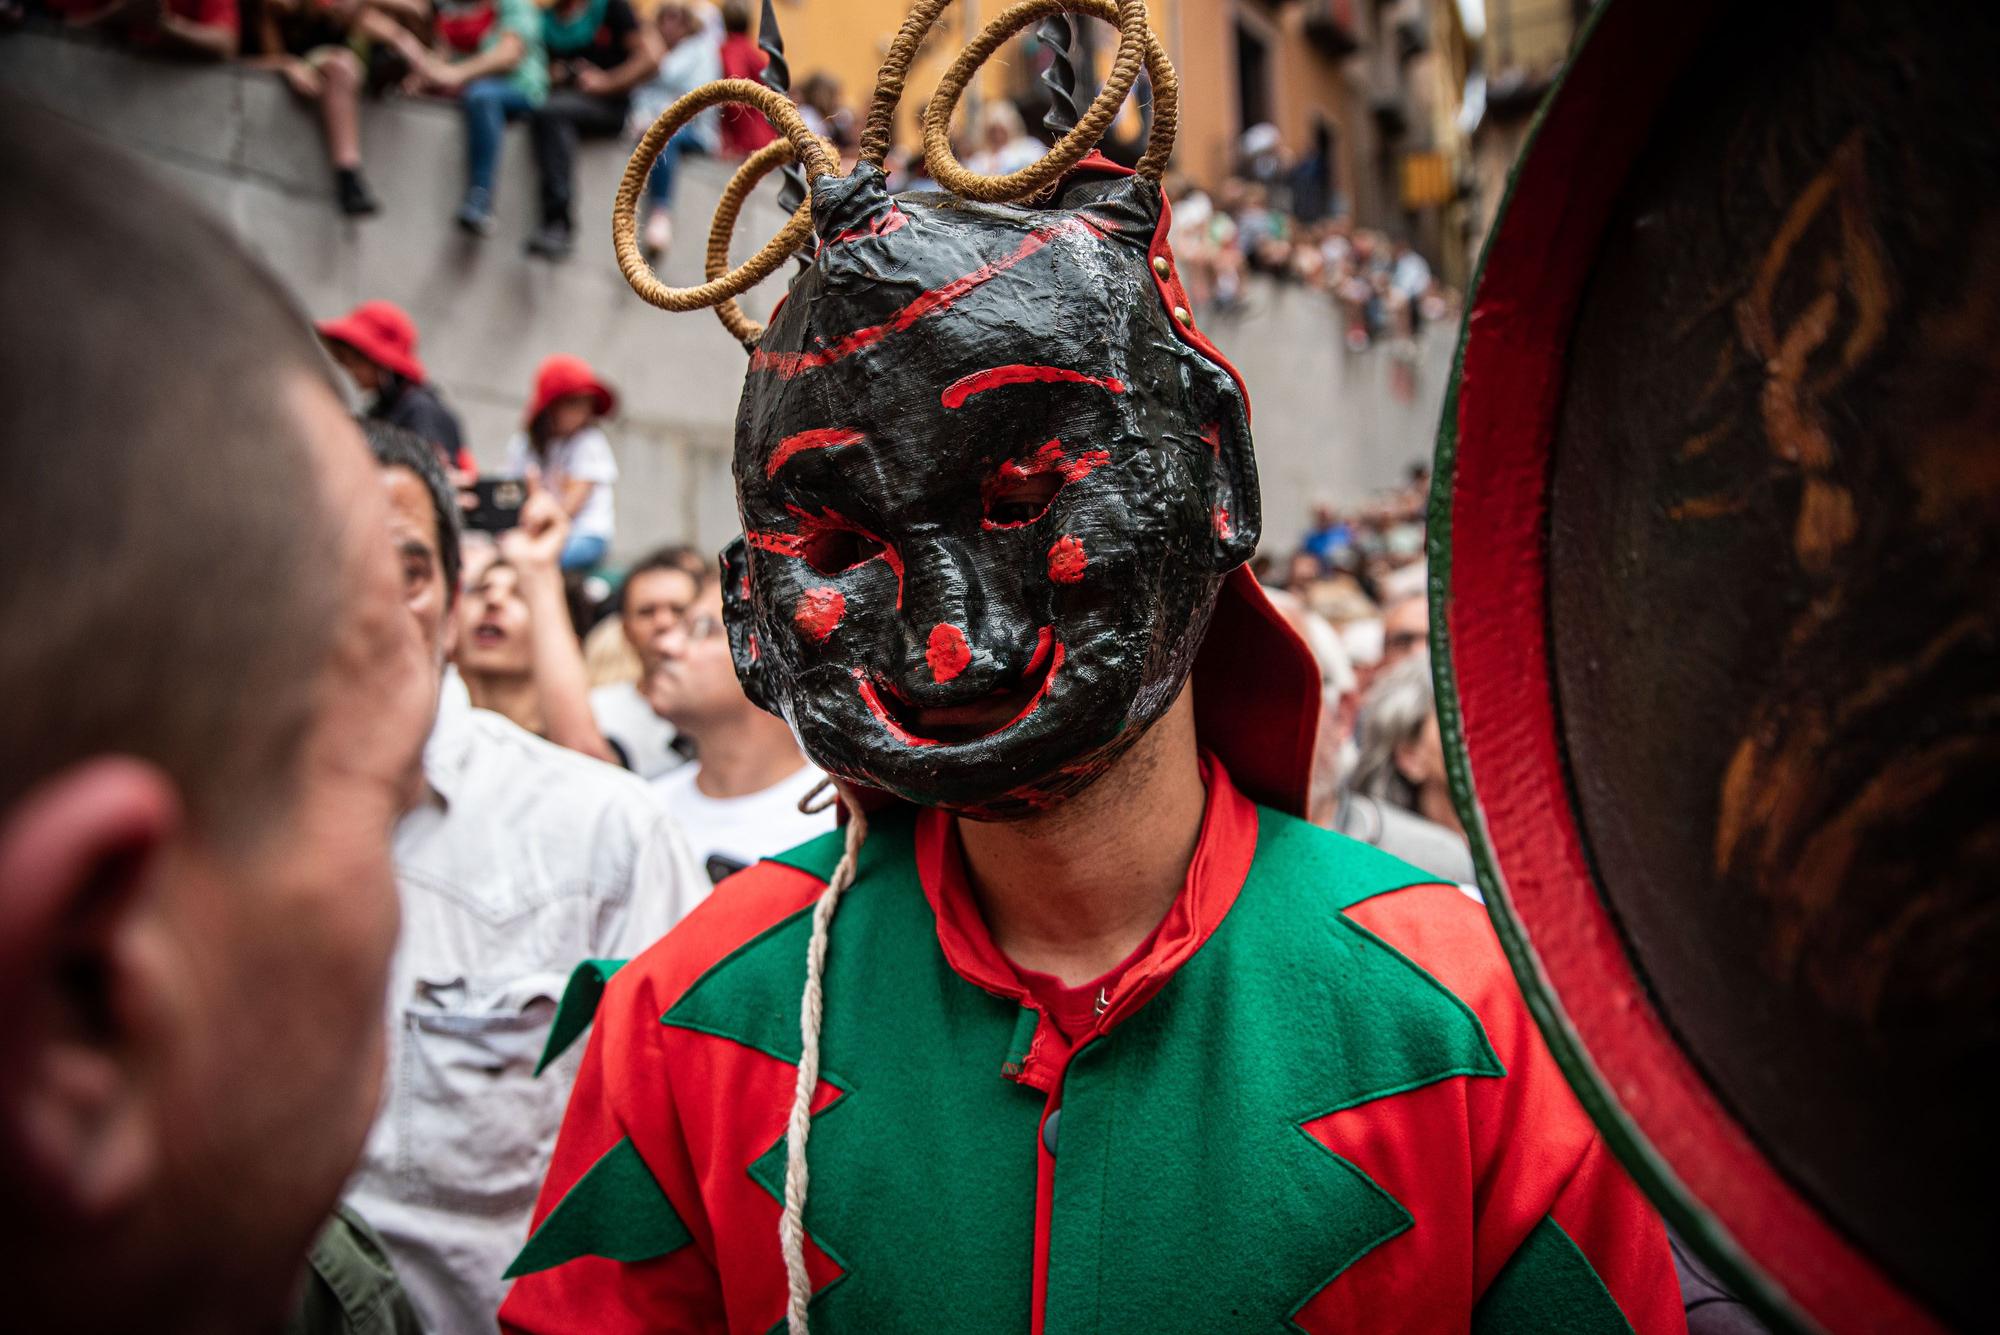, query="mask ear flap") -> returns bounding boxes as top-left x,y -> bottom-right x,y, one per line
1198,382 -> 1261,570
721,537 -> 779,715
